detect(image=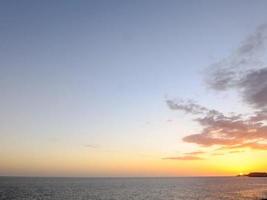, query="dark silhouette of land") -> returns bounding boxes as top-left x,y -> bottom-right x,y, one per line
237,172 -> 267,177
